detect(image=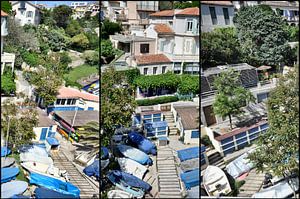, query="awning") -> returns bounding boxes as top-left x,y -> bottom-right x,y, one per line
180,169 -> 200,189
46,137 -> 59,146
177,147 -> 199,162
